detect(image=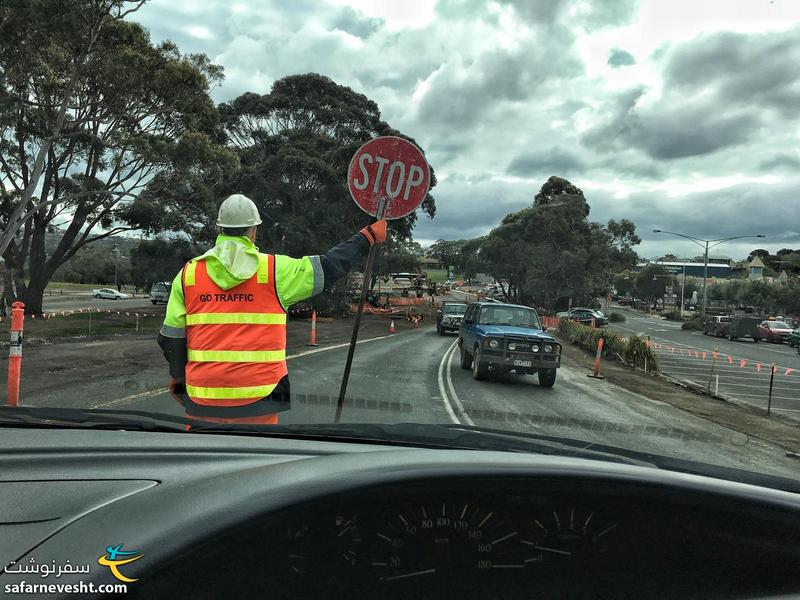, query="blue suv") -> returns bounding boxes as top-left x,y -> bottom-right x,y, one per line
458,302 -> 561,387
